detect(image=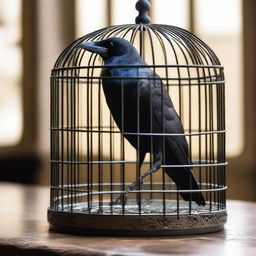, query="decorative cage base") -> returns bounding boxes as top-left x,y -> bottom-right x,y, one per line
48,200 -> 227,236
